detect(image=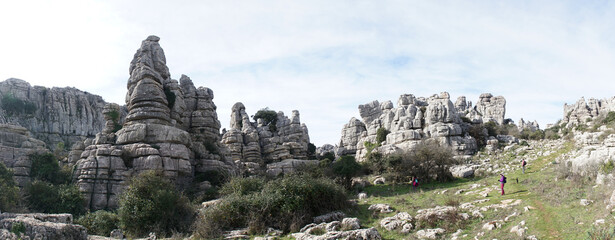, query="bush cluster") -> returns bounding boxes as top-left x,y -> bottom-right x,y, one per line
118,171 -> 194,238
26,180 -> 85,216
194,175 -> 349,239
29,153 -> 71,184
253,108 -> 278,132
0,162 -> 19,212
364,140 -> 457,183
1,93 -> 37,115
76,210 -> 120,236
